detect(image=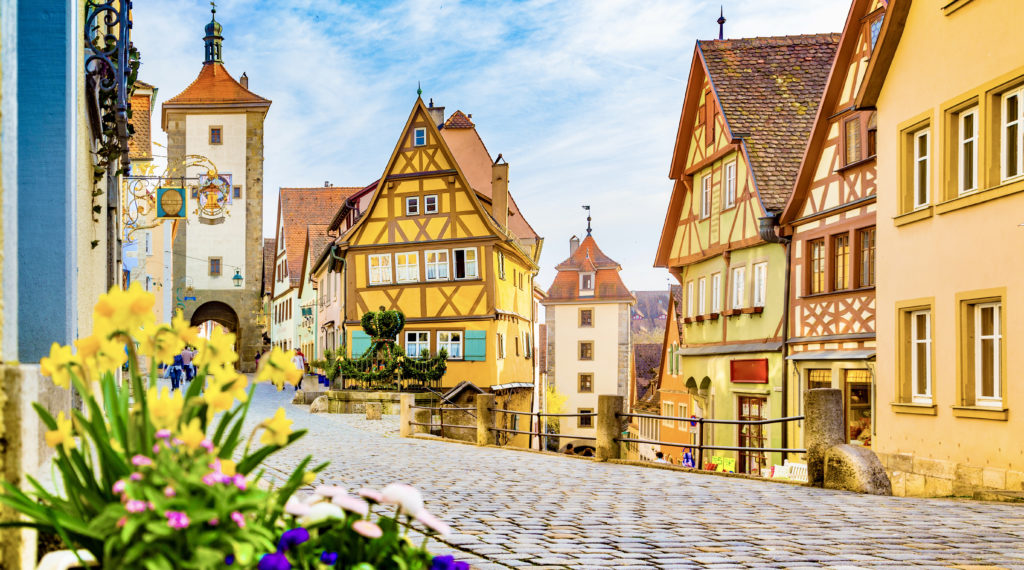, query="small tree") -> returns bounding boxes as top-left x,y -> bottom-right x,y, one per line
310,349 -> 342,389
339,307 -> 447,390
